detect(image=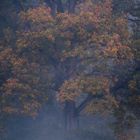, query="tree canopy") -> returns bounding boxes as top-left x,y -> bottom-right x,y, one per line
0,0 -> 139,140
